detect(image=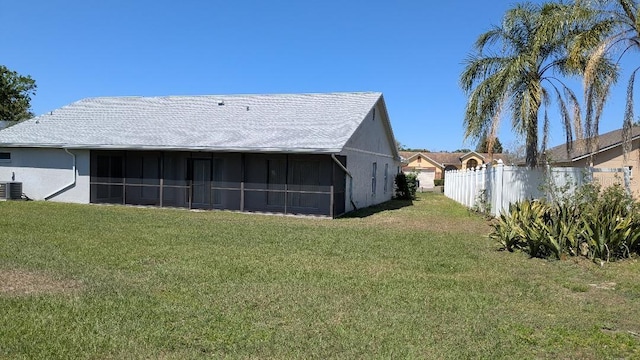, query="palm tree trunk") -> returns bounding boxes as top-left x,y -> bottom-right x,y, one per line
525,100 -> 540,167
